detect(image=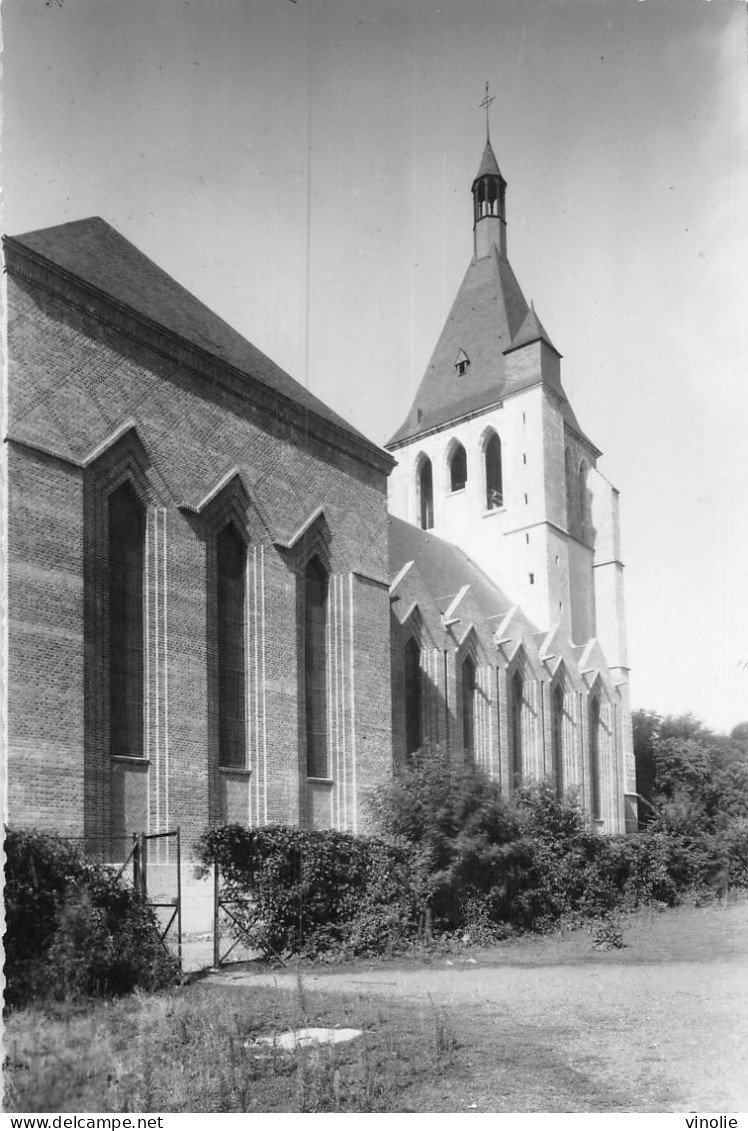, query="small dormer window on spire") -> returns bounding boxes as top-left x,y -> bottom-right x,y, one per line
454,349 -> 470,377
